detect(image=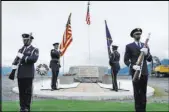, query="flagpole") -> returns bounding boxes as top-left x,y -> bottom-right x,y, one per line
63,56 -> 64,74
87,1 -> 91,65
88,24 -> 91,65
